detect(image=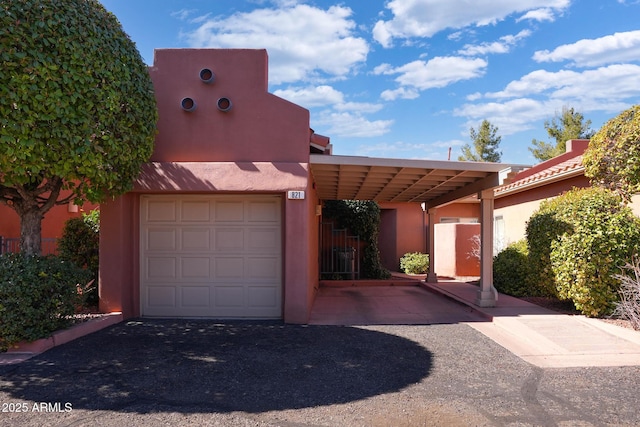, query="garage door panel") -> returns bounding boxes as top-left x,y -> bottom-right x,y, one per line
181,228 -> 211,251
141,195 -> 282,318
214,257 -> 244,279
247,257 -> 280,280
215,228 -> 245,251
146,257 -> 177,280
181,200 -> 211,222
181,286 -> 211,307
215,286 -> 245,307
146,228 -> 177,251
146,200 -> 177,222
147,286 -> 176,307
181,257 -> 211,278
215,201 -> 244,222
248,228 -> 279,251
248,286 -> 279,308
248,201 -> 279,222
